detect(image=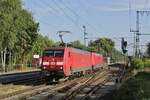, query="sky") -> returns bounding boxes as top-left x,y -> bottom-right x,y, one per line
21,0 -> 150,55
